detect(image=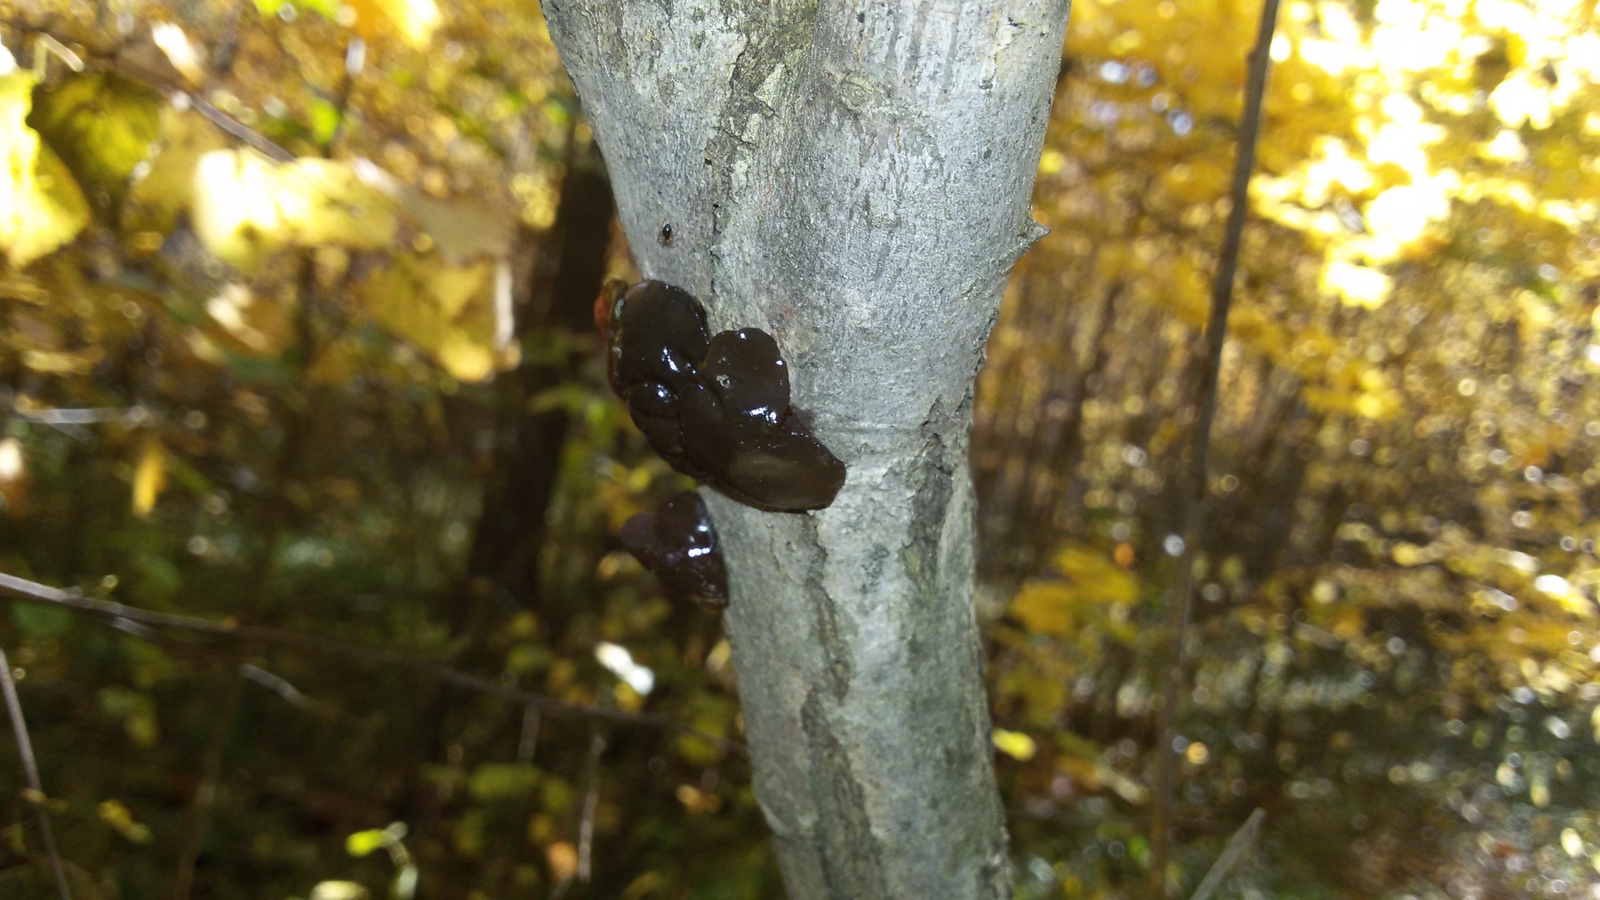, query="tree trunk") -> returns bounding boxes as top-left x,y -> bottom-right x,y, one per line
541,2 -> 1069,896
461,139 -> 614,623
